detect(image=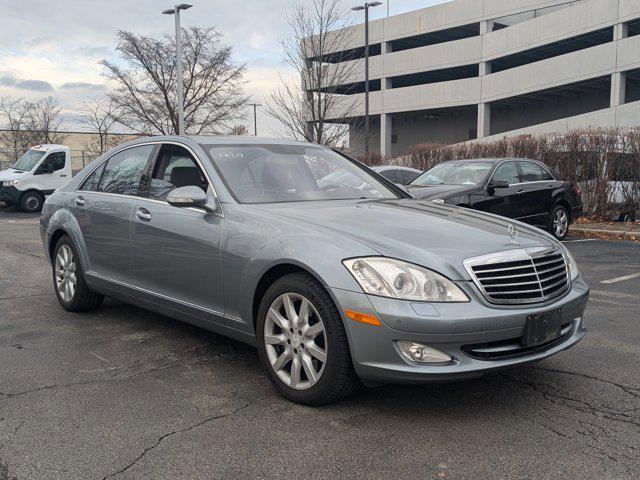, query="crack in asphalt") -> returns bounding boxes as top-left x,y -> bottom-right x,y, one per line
531,366 -> 640,398
500,372 -> 640,429
100,393 -> 276,480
